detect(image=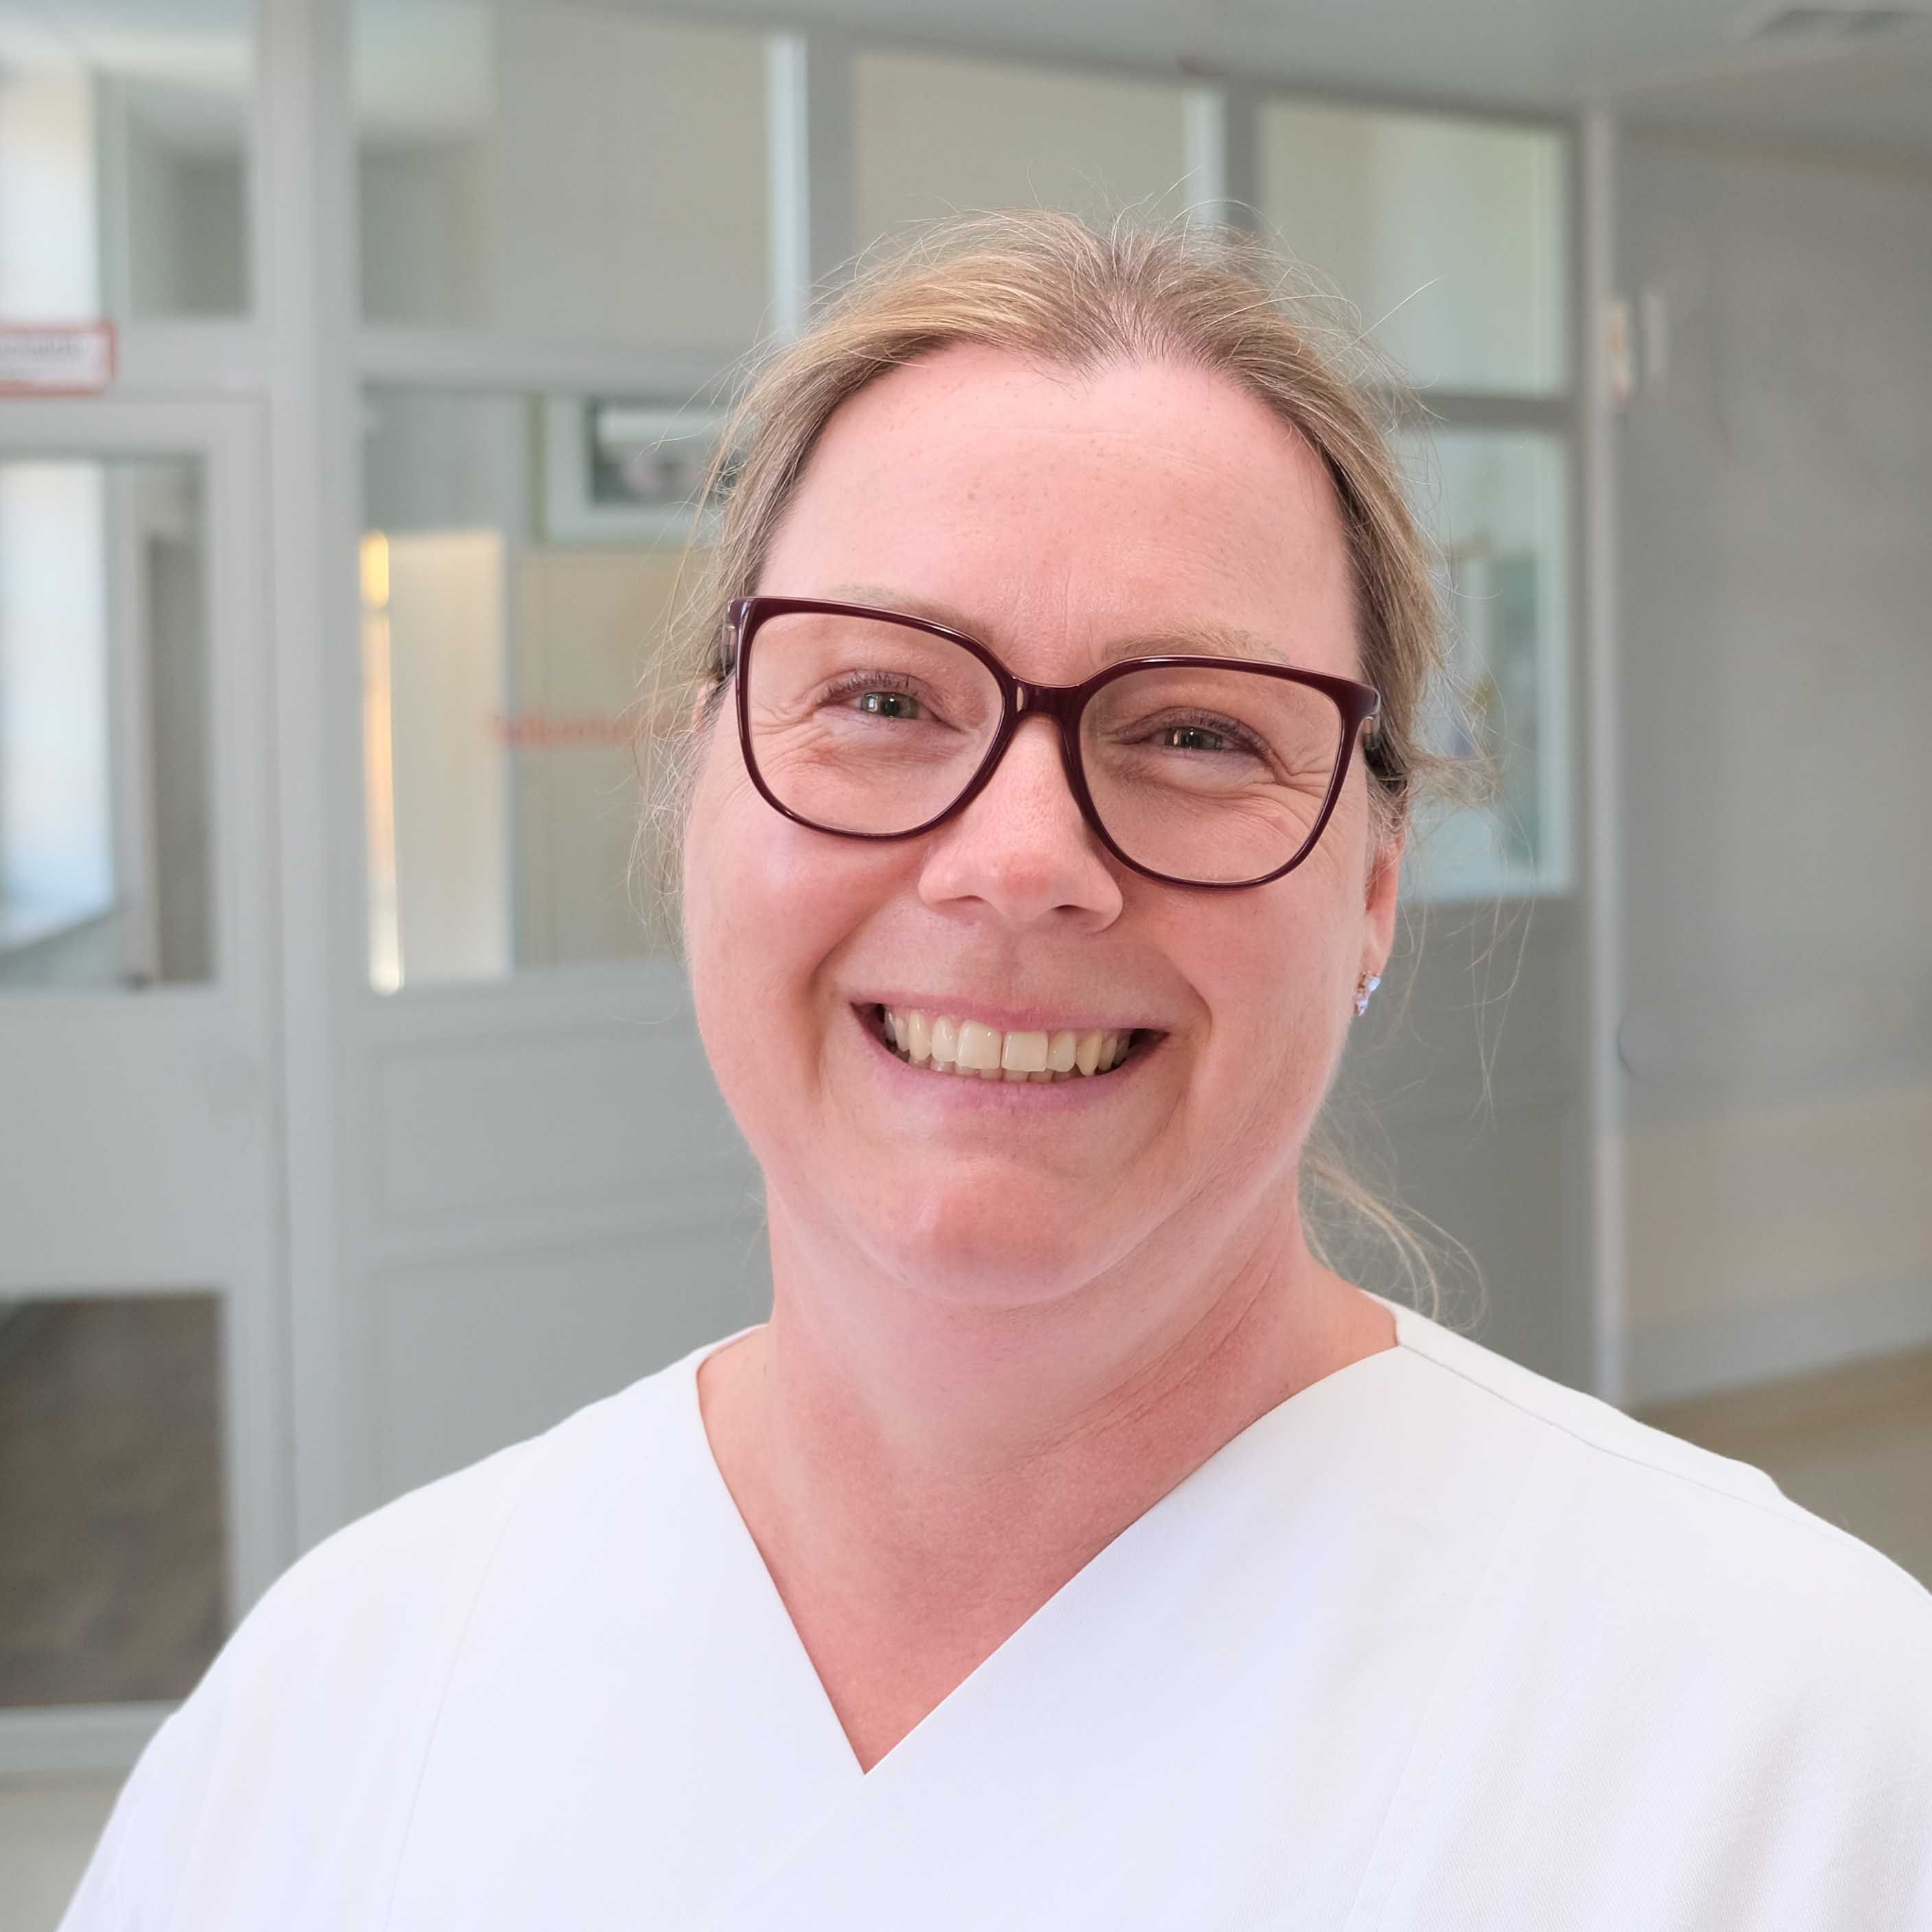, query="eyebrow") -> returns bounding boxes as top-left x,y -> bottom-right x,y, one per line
813,582 -> 1299,669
